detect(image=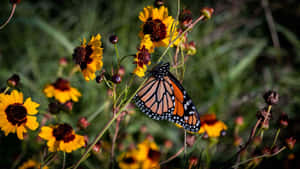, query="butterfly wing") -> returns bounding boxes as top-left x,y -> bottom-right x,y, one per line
134,76 -> 175,120
167,73 -> 201,132
134,63 -> 201,132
